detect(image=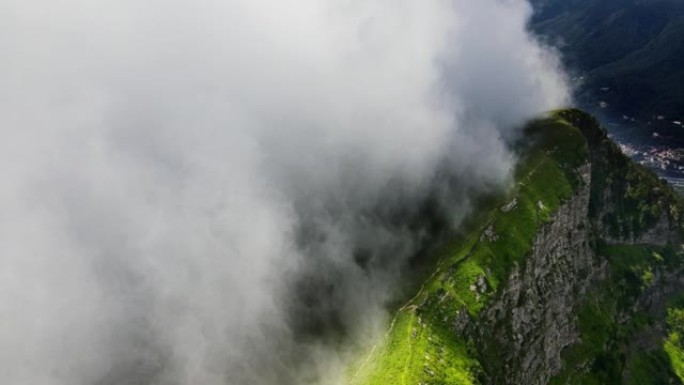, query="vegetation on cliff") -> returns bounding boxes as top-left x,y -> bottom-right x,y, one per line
348,109 -> 684,384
